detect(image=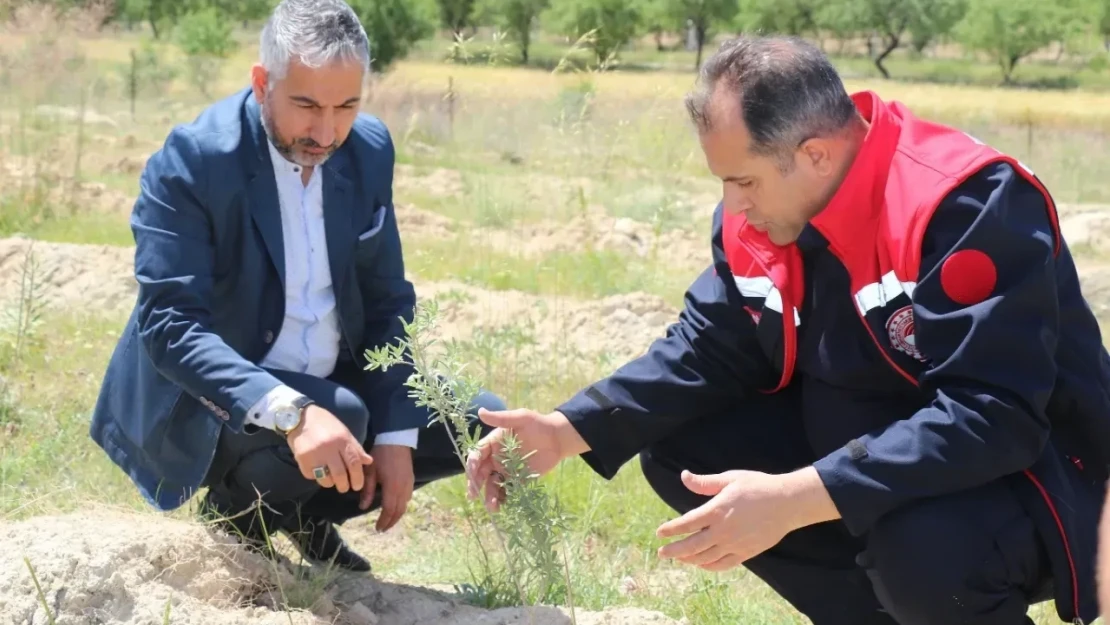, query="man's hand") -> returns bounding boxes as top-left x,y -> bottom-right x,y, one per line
465,408 -> 590,512
287,405 -> 373,494
656,467 -> 840,572
359,444 -> 414,532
